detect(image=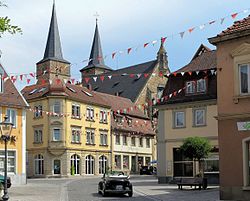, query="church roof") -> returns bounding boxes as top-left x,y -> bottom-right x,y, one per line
80,22 -> 112,72
82,60 -> 157,102
37,3 -> 69,64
